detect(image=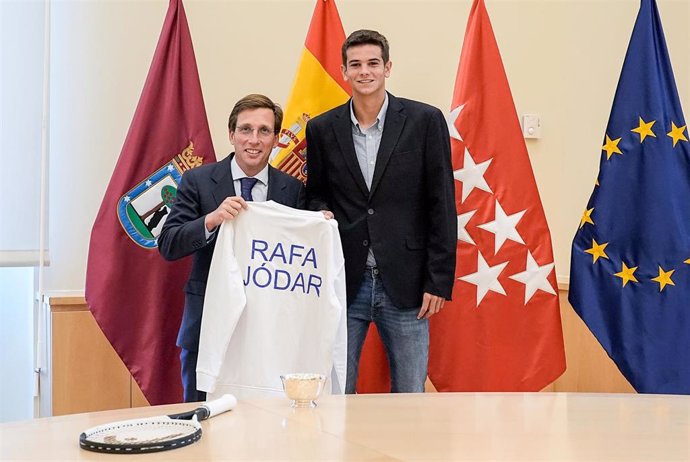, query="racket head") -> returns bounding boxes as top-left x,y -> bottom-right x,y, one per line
79,416 -> 202,454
